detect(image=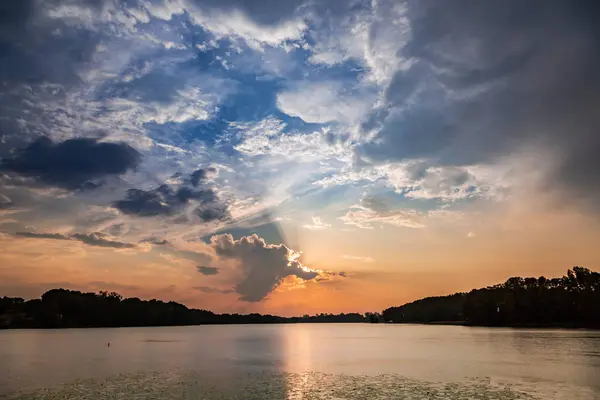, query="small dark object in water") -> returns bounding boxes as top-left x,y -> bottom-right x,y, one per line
108,342 -> 110,347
